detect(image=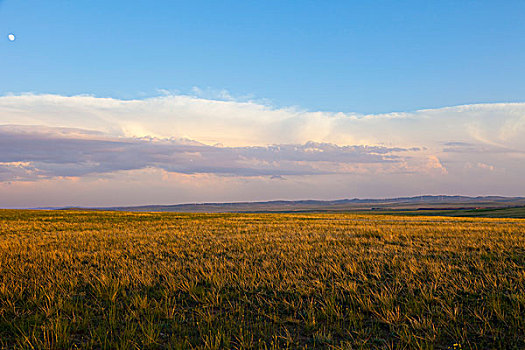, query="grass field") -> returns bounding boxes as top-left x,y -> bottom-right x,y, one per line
0,210 -> 524,349
368,206 -> 525,219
